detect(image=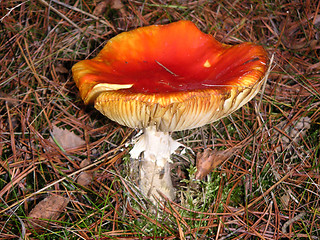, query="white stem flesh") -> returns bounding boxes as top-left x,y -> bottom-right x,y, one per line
130,126 -> 183,202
